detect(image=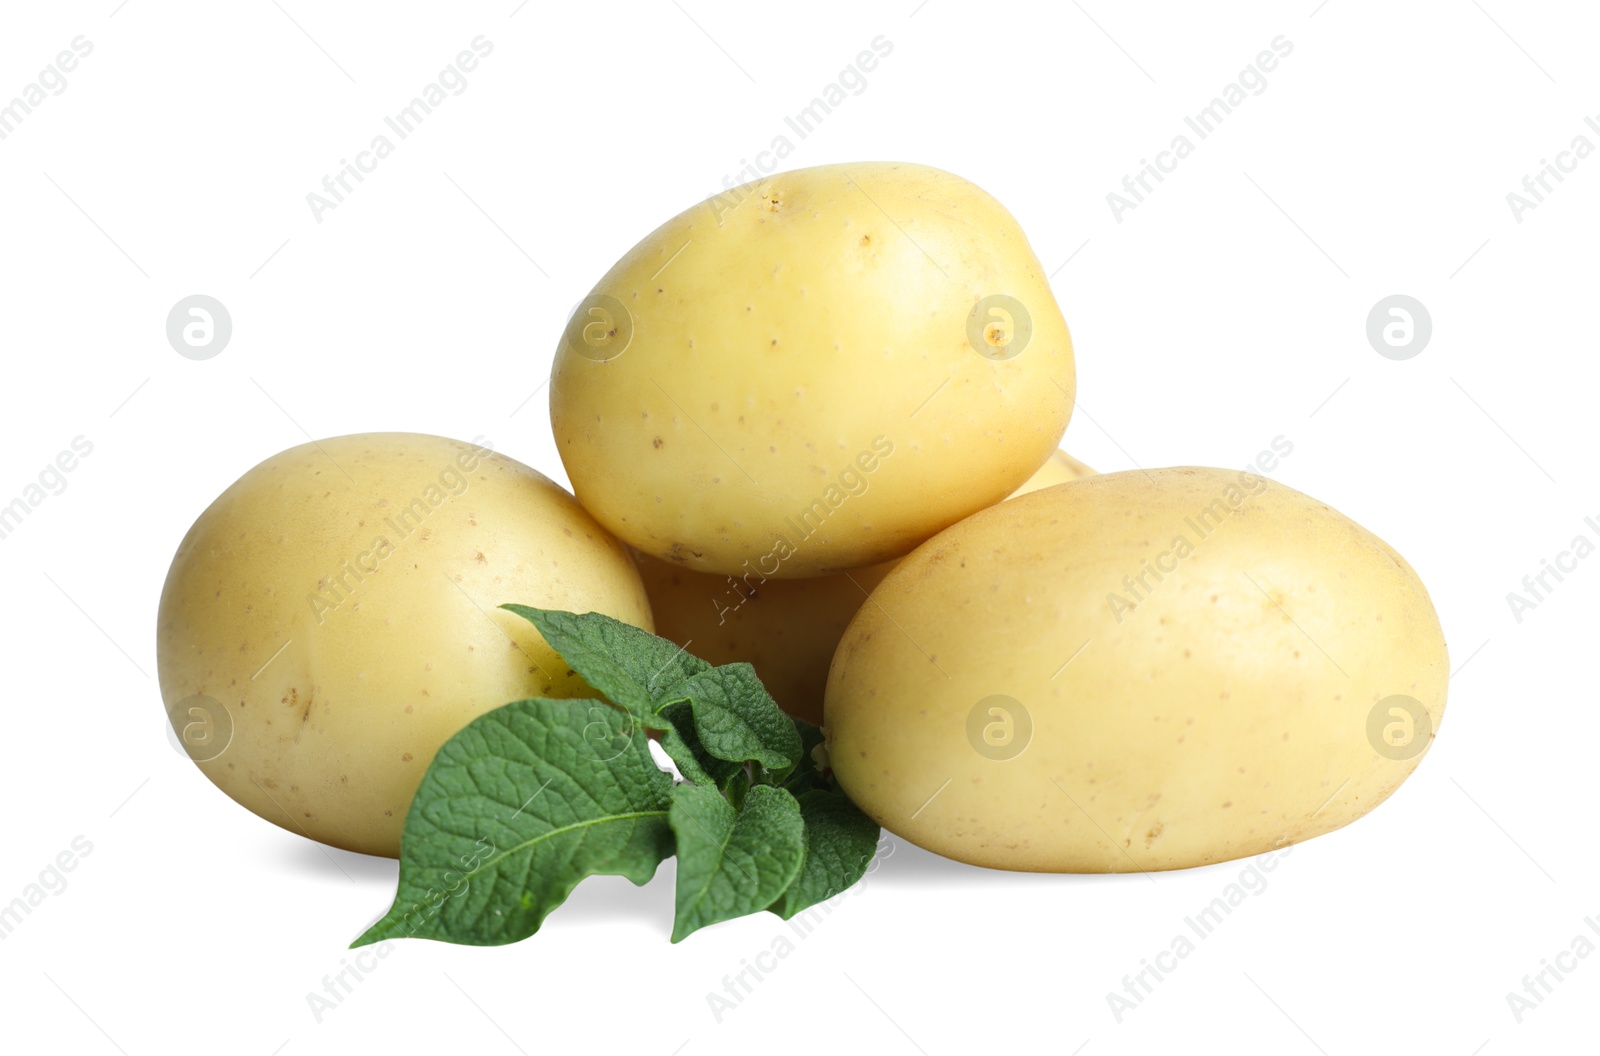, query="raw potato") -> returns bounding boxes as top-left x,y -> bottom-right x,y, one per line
637,450 -> 1095,724
825,467 -> 1448,872
634,558 -> 893,728
551,161 -> 1075,578
1007,450 -> 1096,500
157,433 -> 653,858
